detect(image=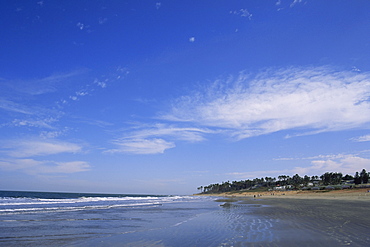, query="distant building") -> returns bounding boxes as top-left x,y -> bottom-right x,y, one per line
274,185 -> 293,190
342,179 -> 354,184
